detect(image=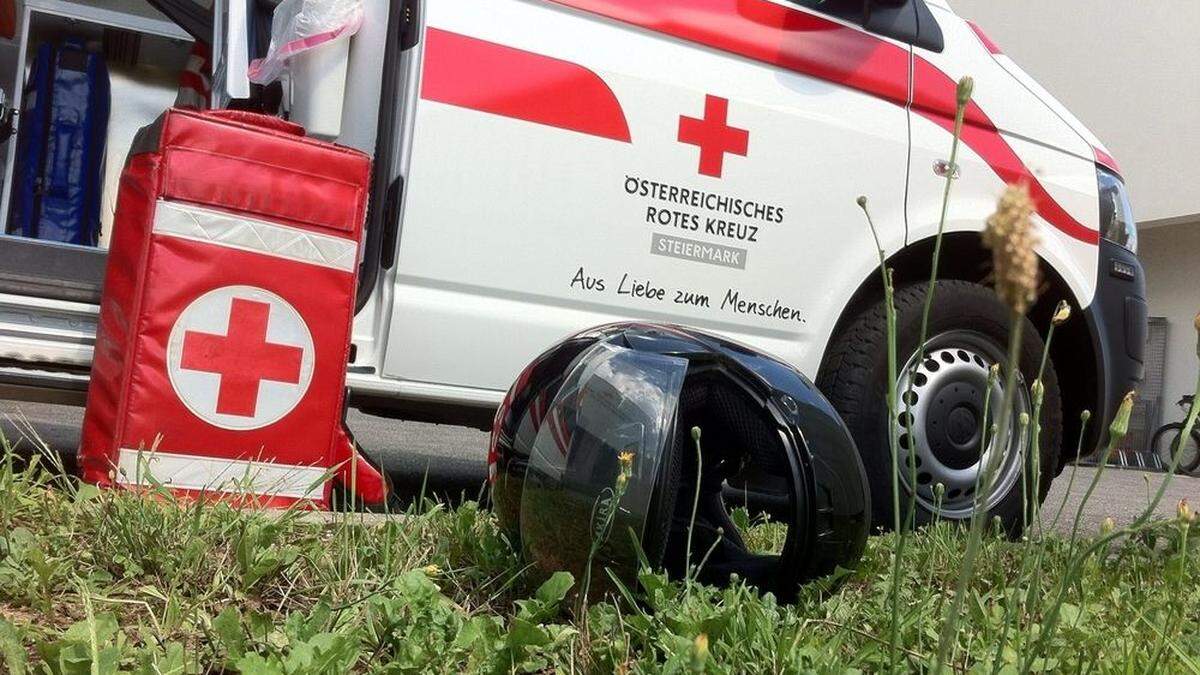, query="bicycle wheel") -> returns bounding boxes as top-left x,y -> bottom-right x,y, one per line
1151,423 -> 1200,475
